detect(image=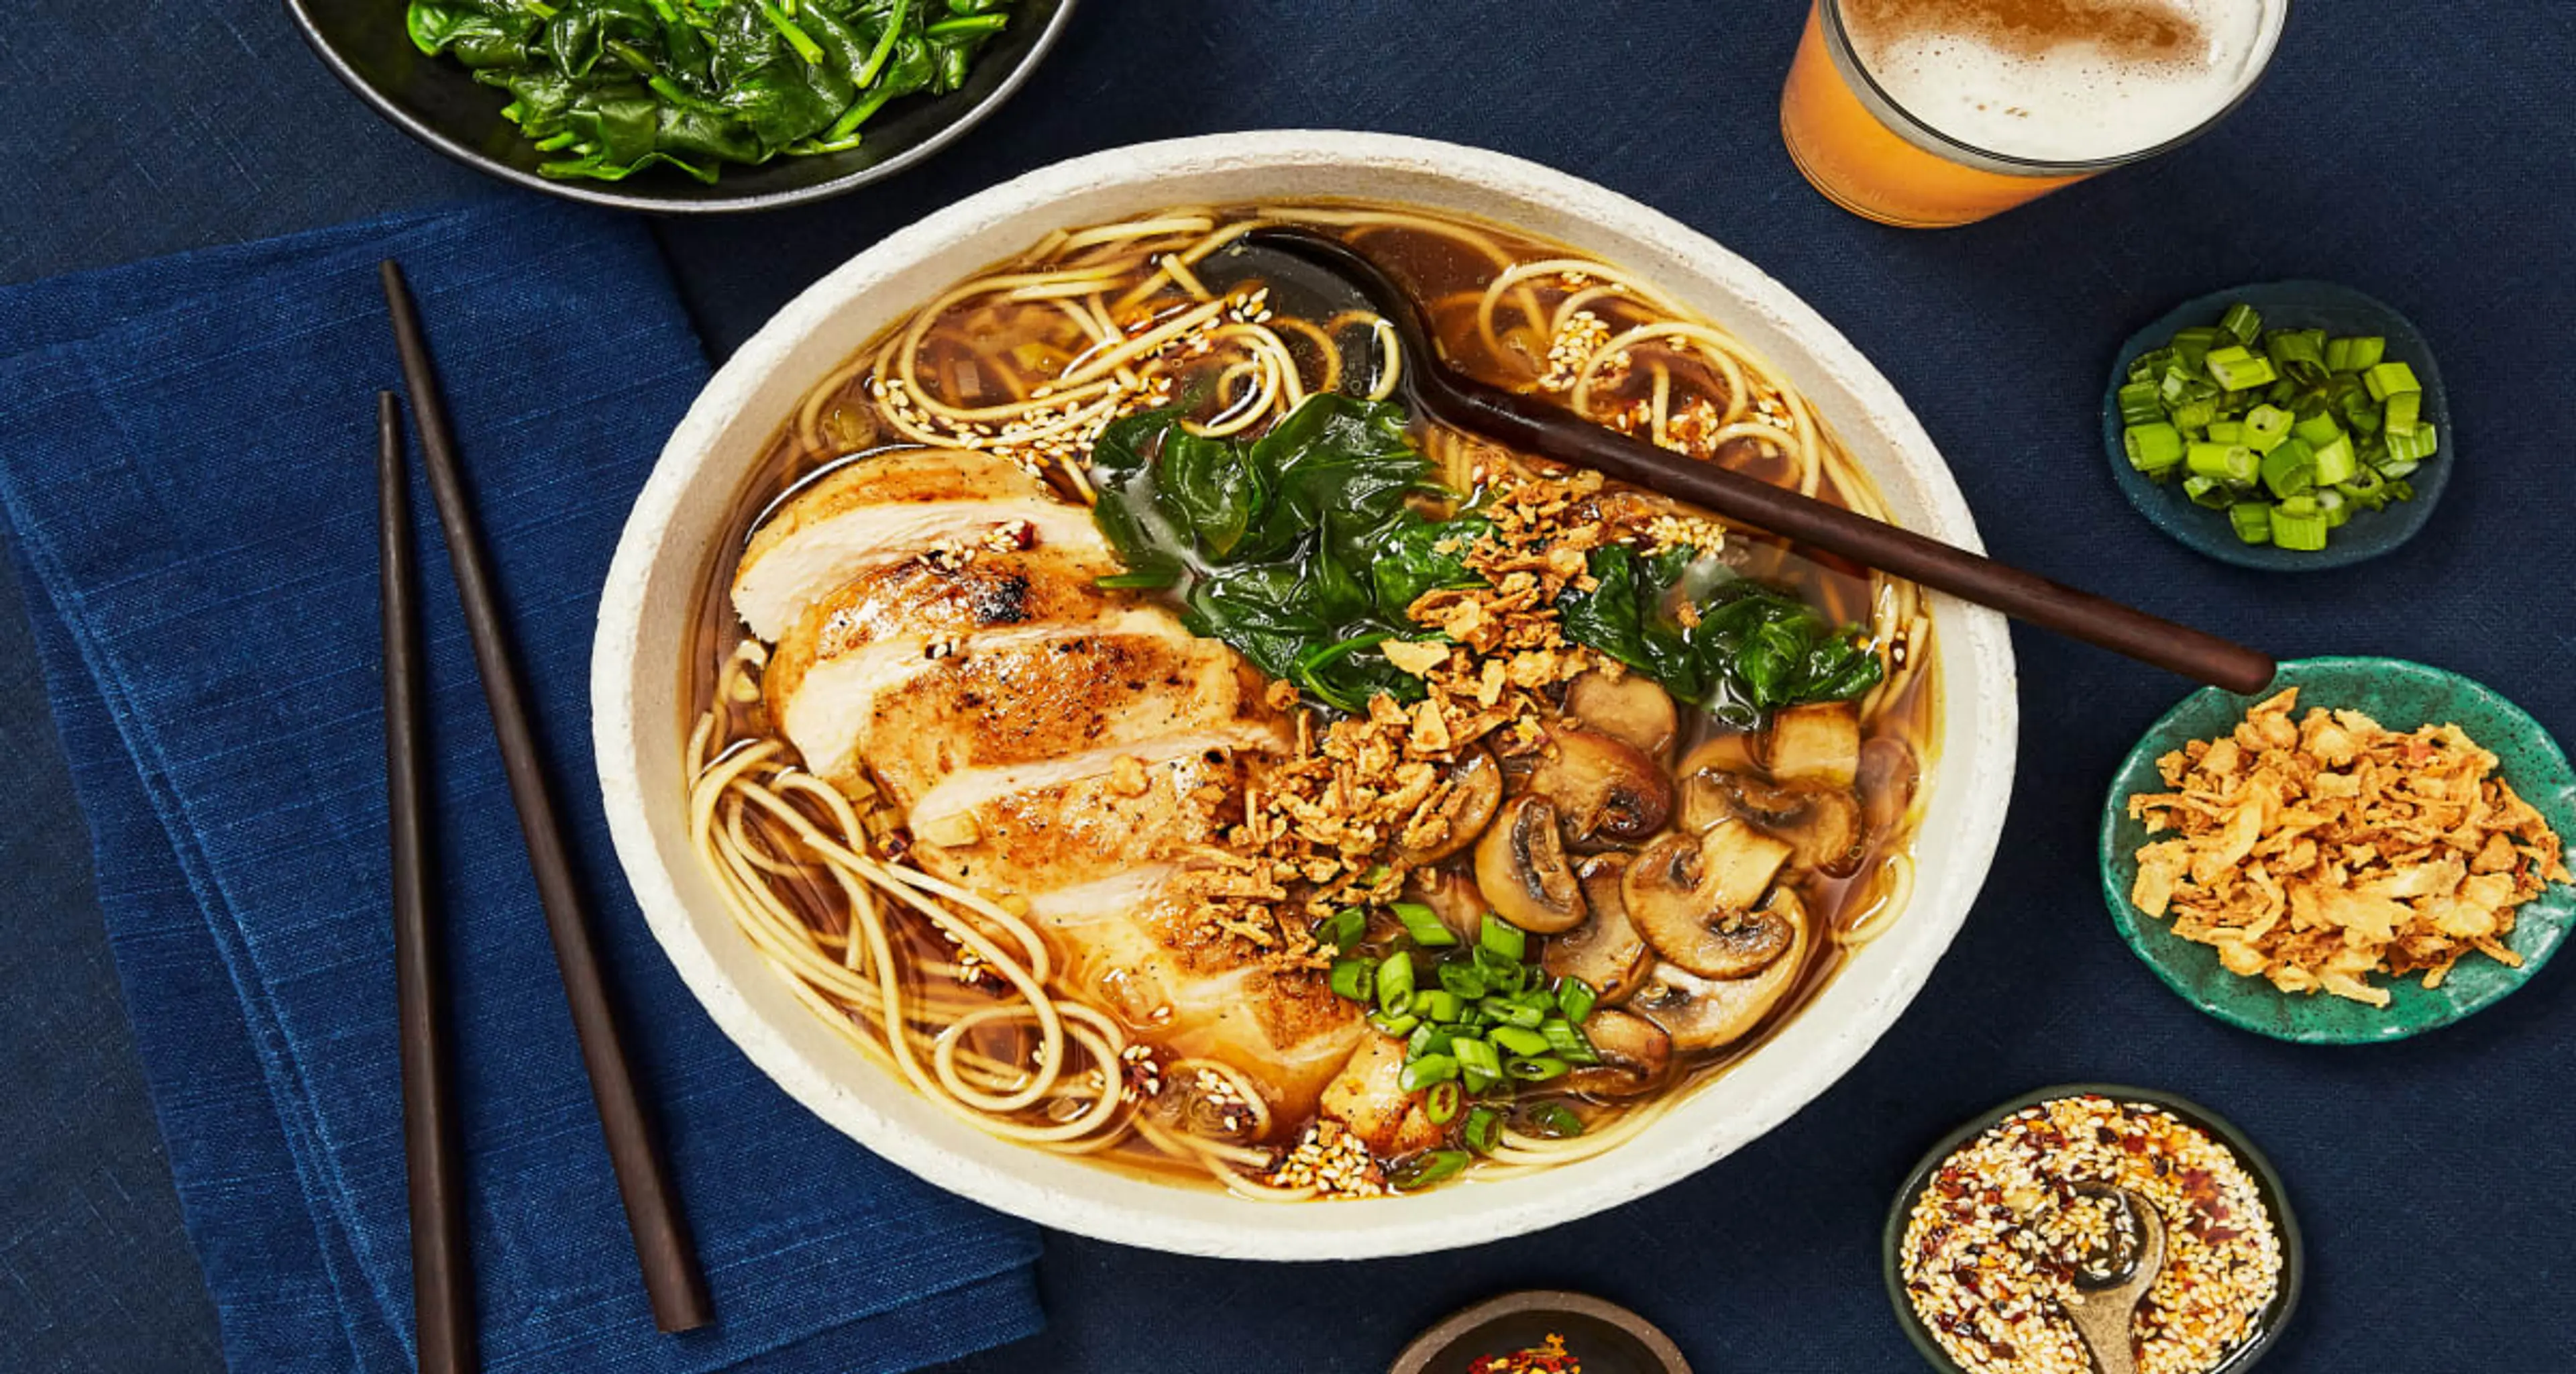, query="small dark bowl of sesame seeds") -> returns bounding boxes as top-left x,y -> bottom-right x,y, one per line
1882,1086 -> 2304,1374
